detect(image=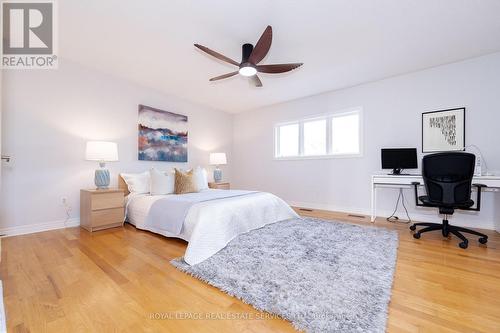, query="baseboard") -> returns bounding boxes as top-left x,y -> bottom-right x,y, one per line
287,200 -> 496,230
0,218 -> 80,237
